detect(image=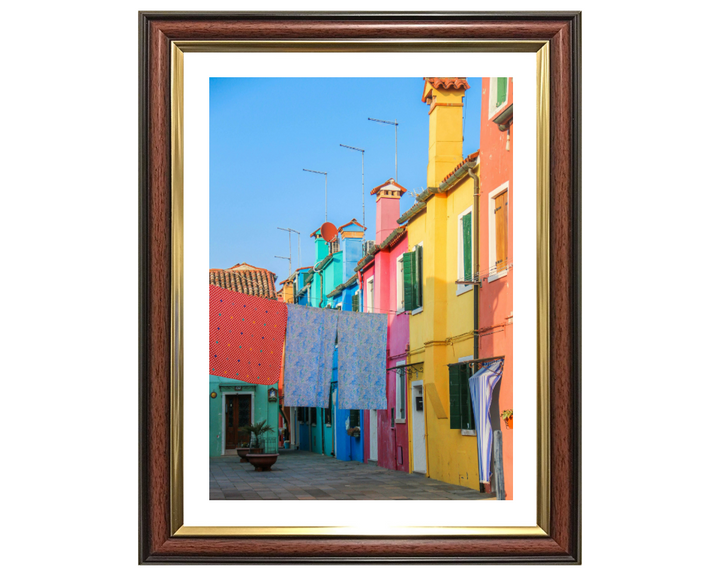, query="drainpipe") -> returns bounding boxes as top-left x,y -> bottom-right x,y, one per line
313,262 -> 324,308
466,157 -> 481,363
